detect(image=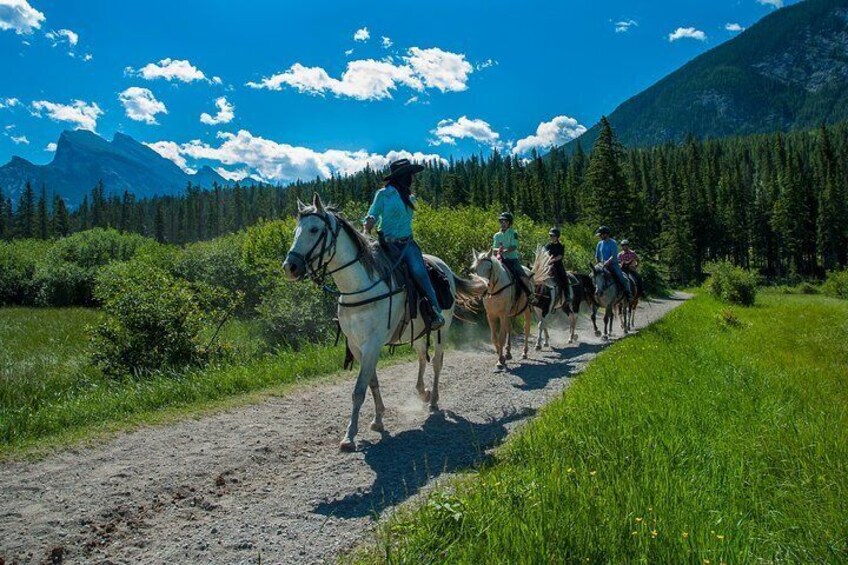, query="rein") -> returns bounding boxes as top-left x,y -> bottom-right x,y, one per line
478,257 -> 515,297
